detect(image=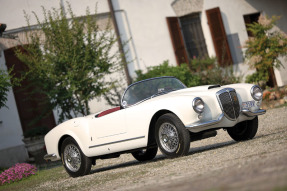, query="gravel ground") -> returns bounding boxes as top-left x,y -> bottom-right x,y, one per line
36,107 -> 287,191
